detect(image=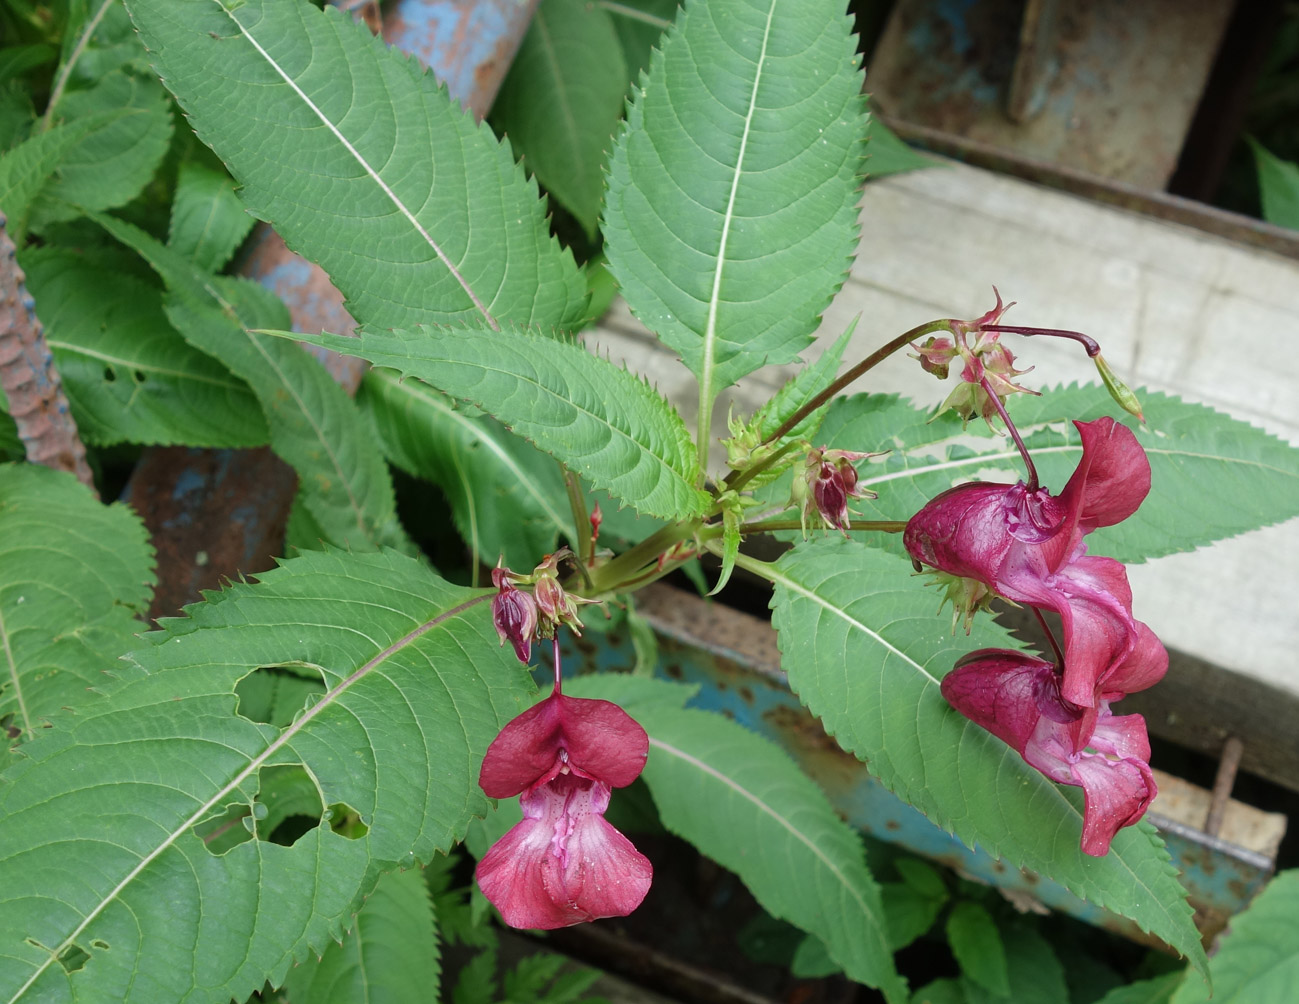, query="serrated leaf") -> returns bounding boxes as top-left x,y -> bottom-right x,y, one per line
29,70 -> 172,229
767,537 -> 1207,977
124,0 -> 588,331
168,159 -> 255,273
1170,868 -> 1299,1004
751,319 -> 856,446
0,114 -> 98,241
1092,974 -> 1183,1004
603,0 -> 866,449
20,245 -> 267,447
96,214 -> 401,551
491,0 -> 628,236
946,902 -> 1008,996
358,368 -> 571,568
1249,138 -> 1299,230
0,547 -> 535,1004
281,867 -> 440,1004
0,463 -> 154,741
567,676 -> 903,1001
286,324 -> 710,522
798,386 -> 1299,563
